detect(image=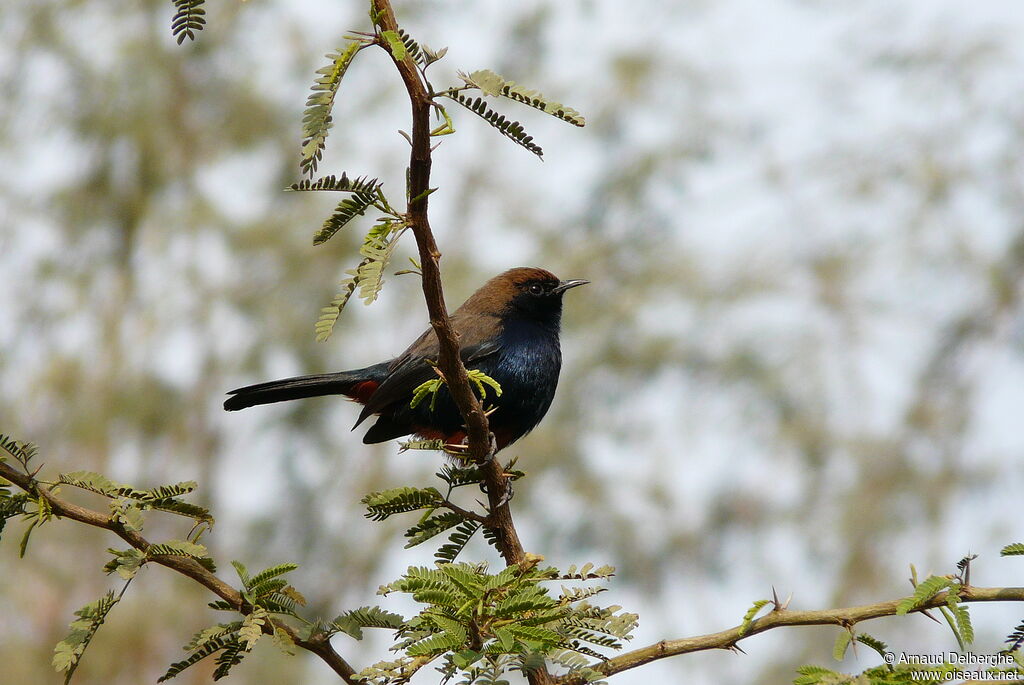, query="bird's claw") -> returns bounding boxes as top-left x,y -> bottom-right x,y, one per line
494,482 -> 514,508
483,433 -> 498,463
